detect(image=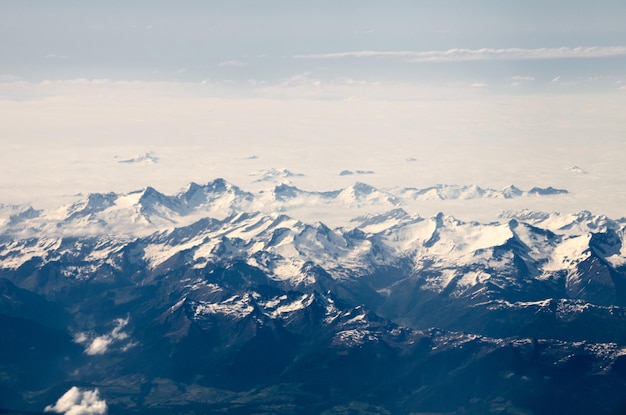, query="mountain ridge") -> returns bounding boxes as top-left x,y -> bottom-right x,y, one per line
0,179 -> 573,238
